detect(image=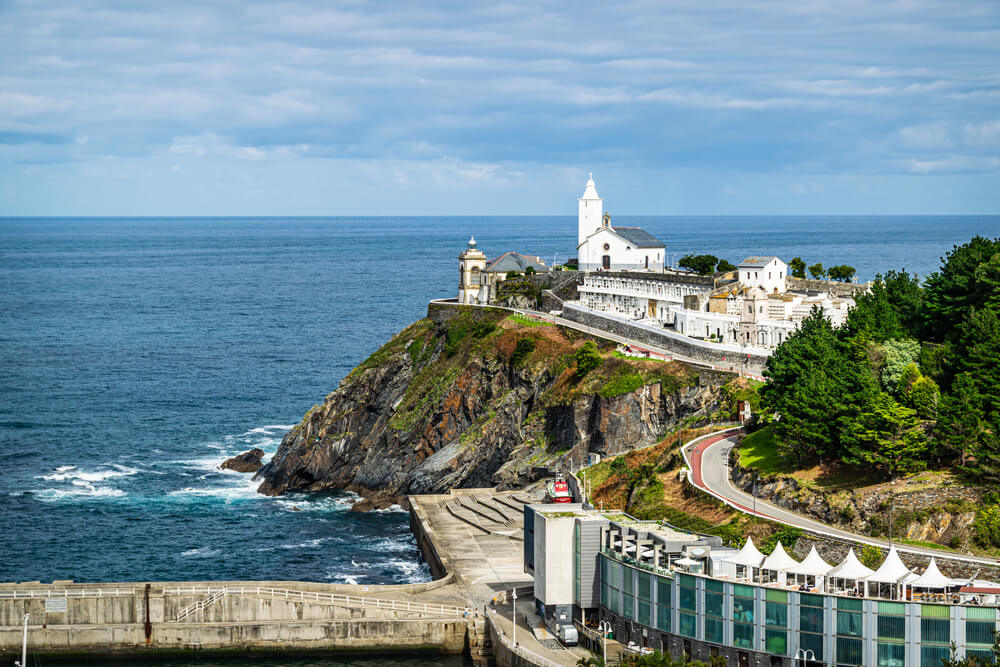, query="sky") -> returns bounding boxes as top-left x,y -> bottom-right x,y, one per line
1,0 -> 999,216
